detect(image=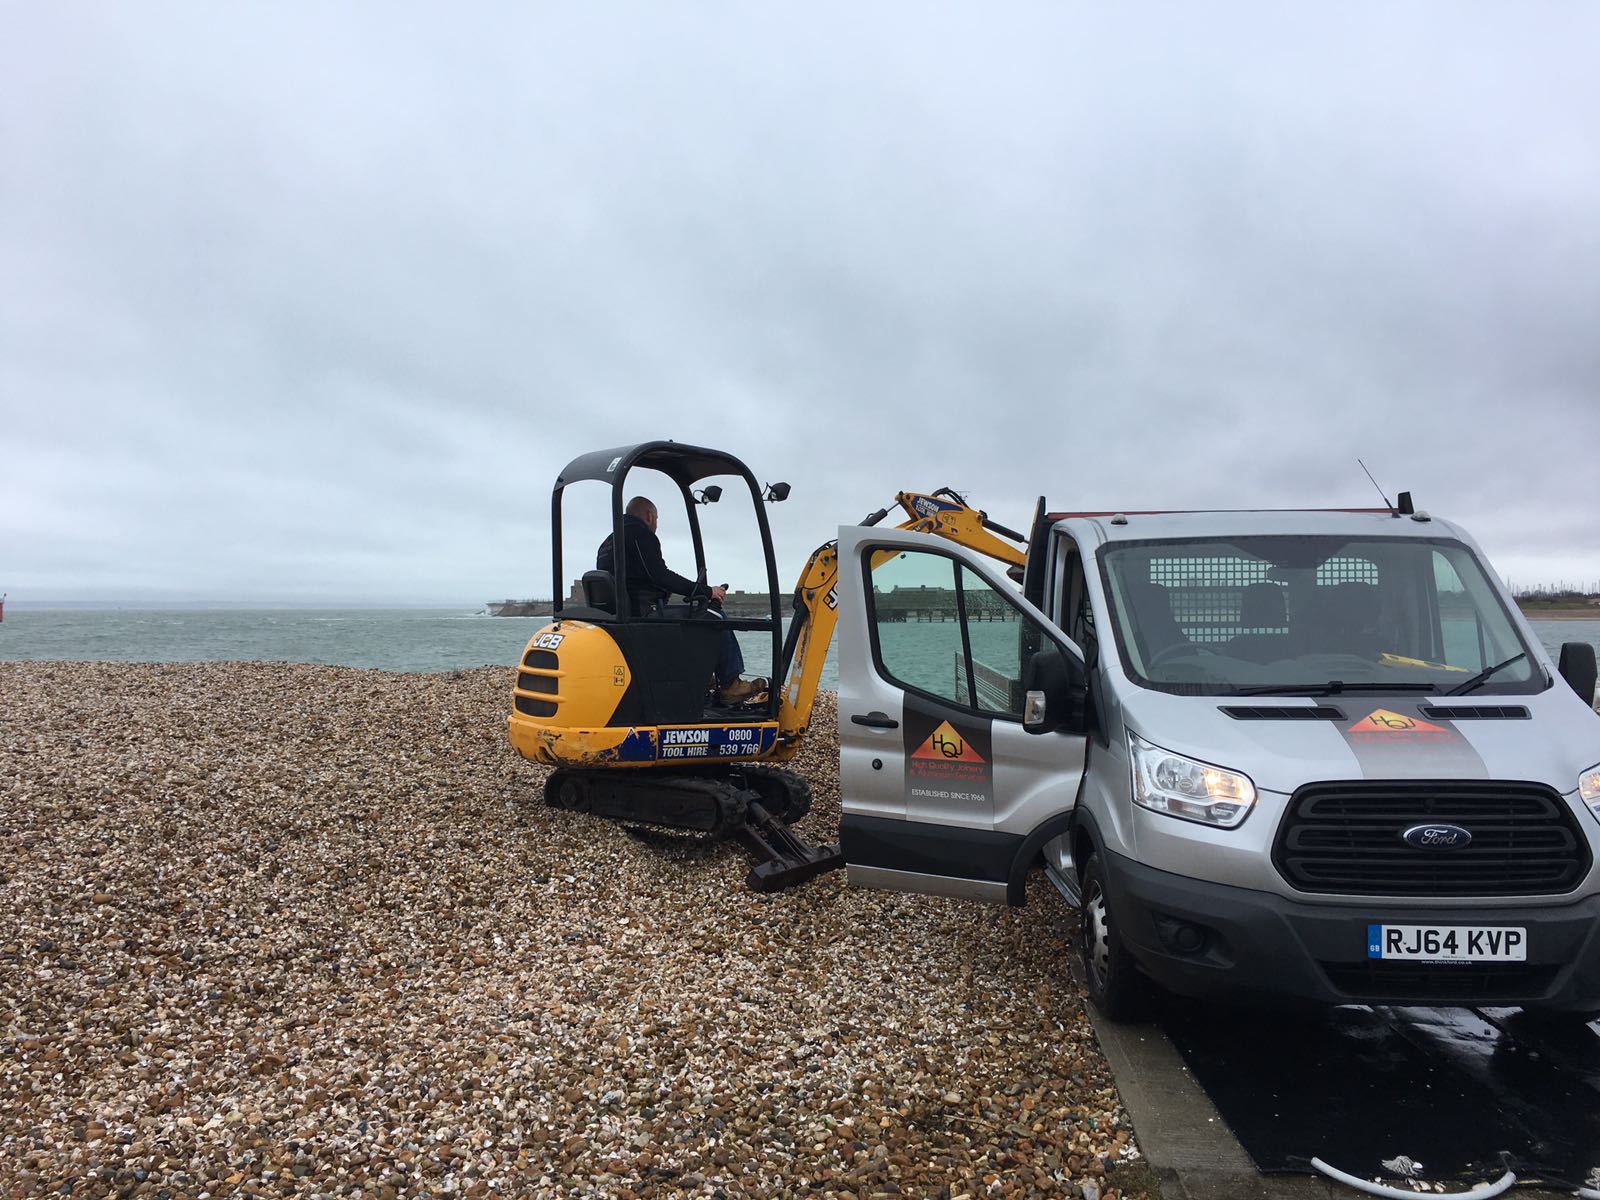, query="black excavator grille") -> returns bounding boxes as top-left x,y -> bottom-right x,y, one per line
1273,780 -> 1590,897
515,648 -> 559,717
